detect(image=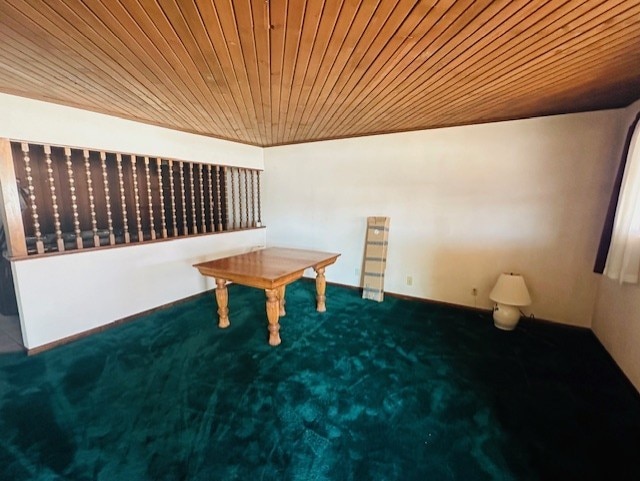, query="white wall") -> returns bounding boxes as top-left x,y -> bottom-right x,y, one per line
0,94 -> 265,349
263,111 -> 623,327
12,230 -> 265,348
0,93 -> 260,167
592,98 -> 640,392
